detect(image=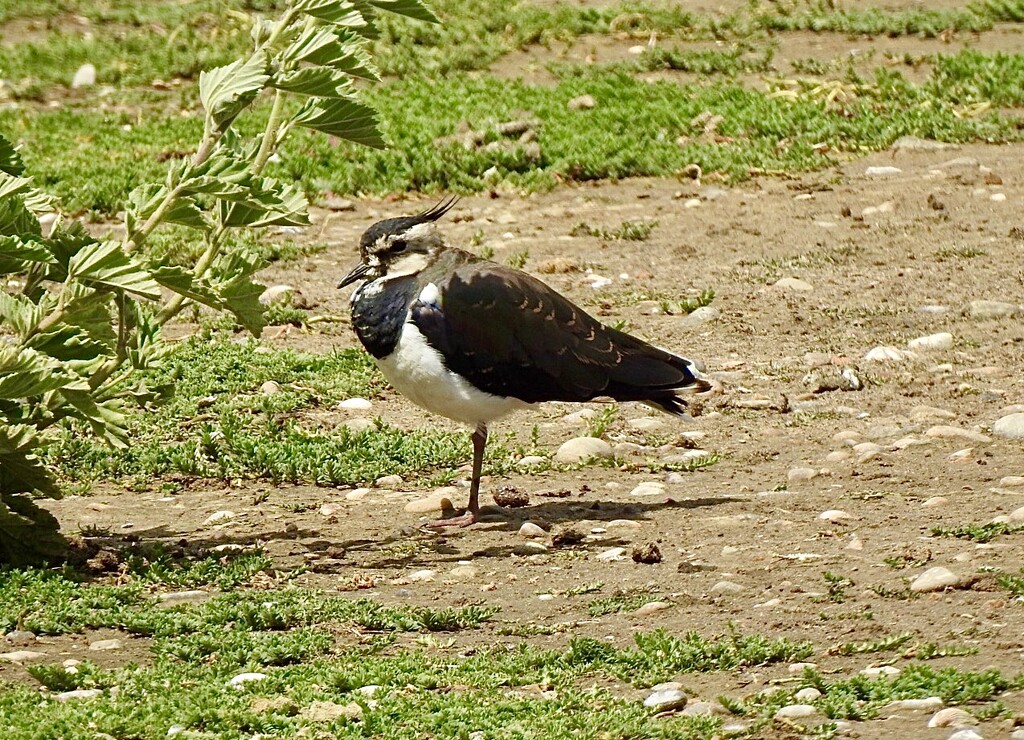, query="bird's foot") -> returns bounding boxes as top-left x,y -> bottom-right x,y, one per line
424,510 -> 478,529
